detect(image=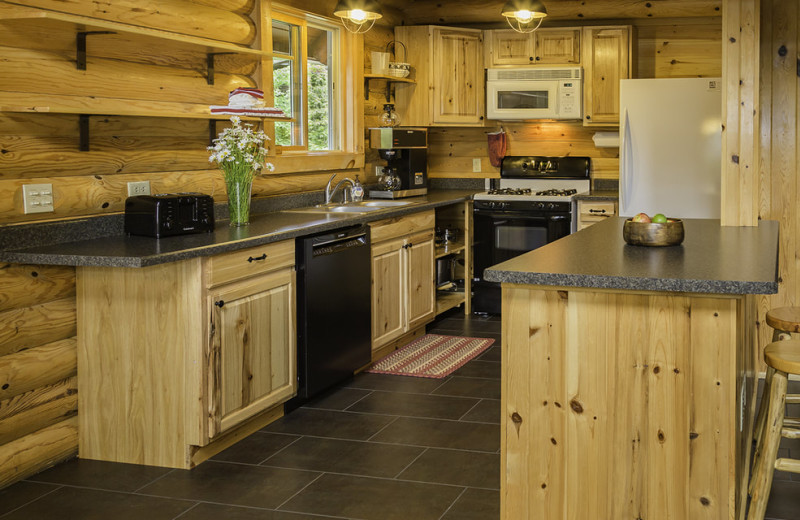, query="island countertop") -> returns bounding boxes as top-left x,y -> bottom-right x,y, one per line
484,216 -> 779,295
